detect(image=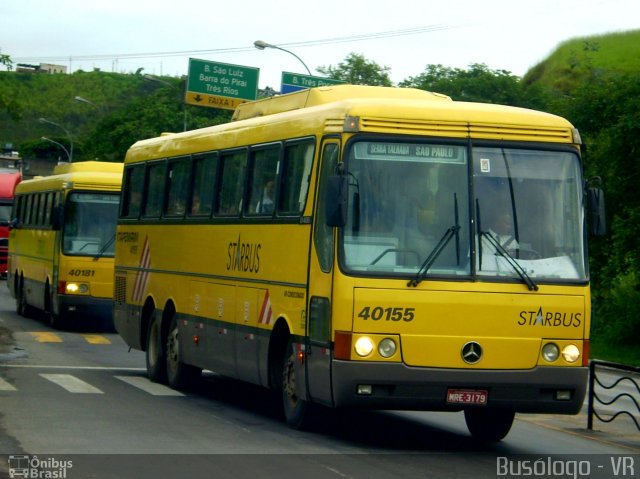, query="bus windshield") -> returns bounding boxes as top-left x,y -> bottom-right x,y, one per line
62,192 -> 120,256
341,140 -> 587,283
